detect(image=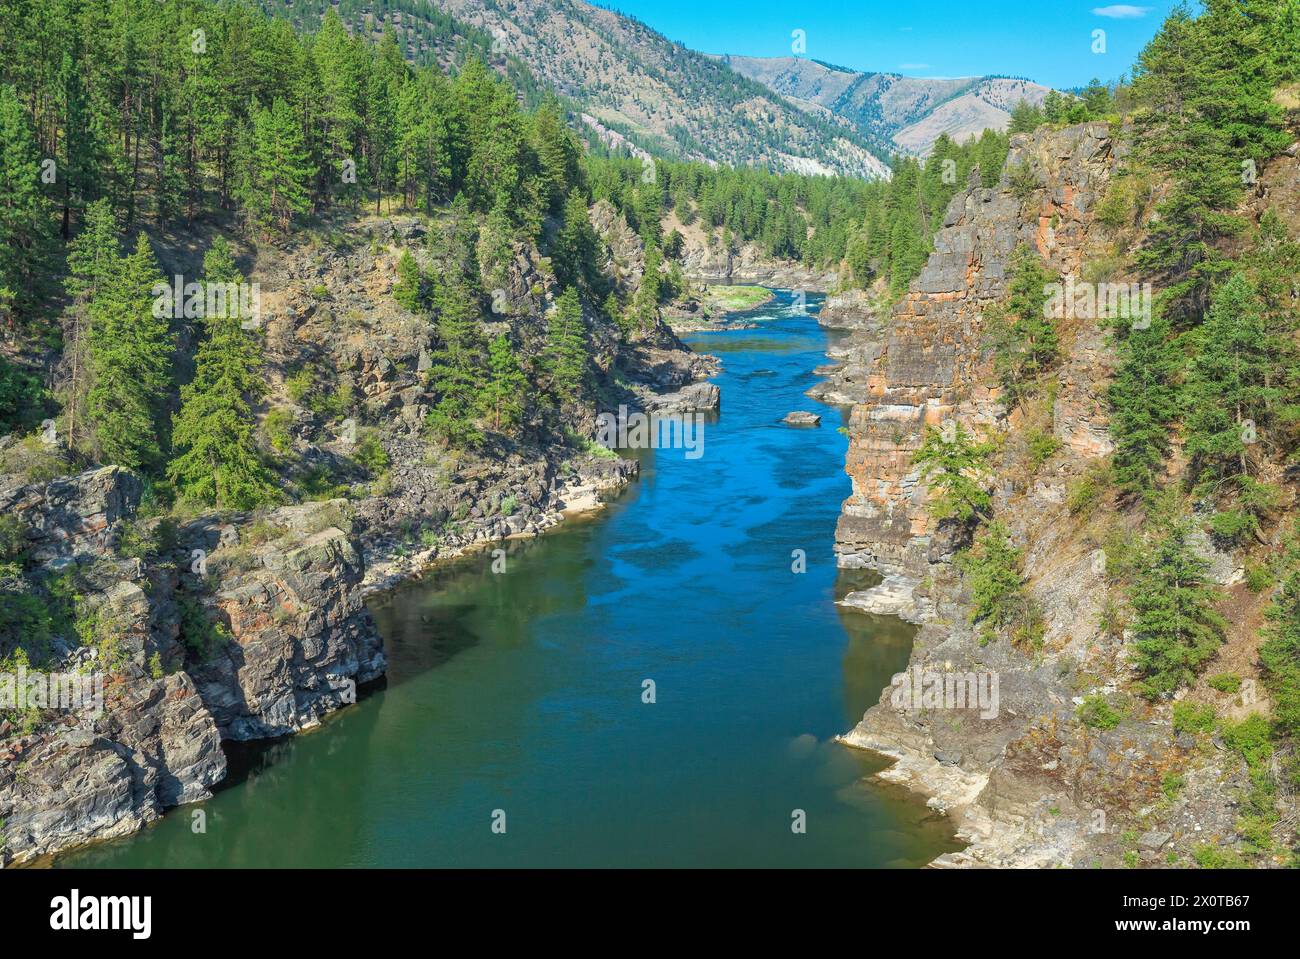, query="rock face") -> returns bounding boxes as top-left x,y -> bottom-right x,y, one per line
817,287 -> 881,330
0,473 -> 381,865
830,121 -> 1282,868
0,672 -> 225,864
836,123 -> 1125,576
0,466 -> 143,565
677,238 -> 837,292
190,506 -> 387,740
